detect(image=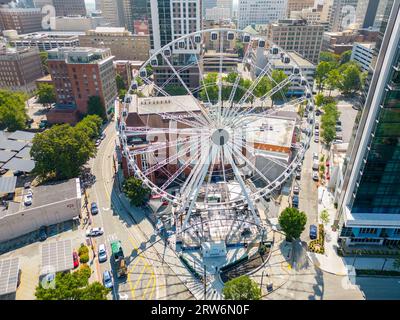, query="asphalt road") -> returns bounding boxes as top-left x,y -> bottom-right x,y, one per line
86,121 -> 193,300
